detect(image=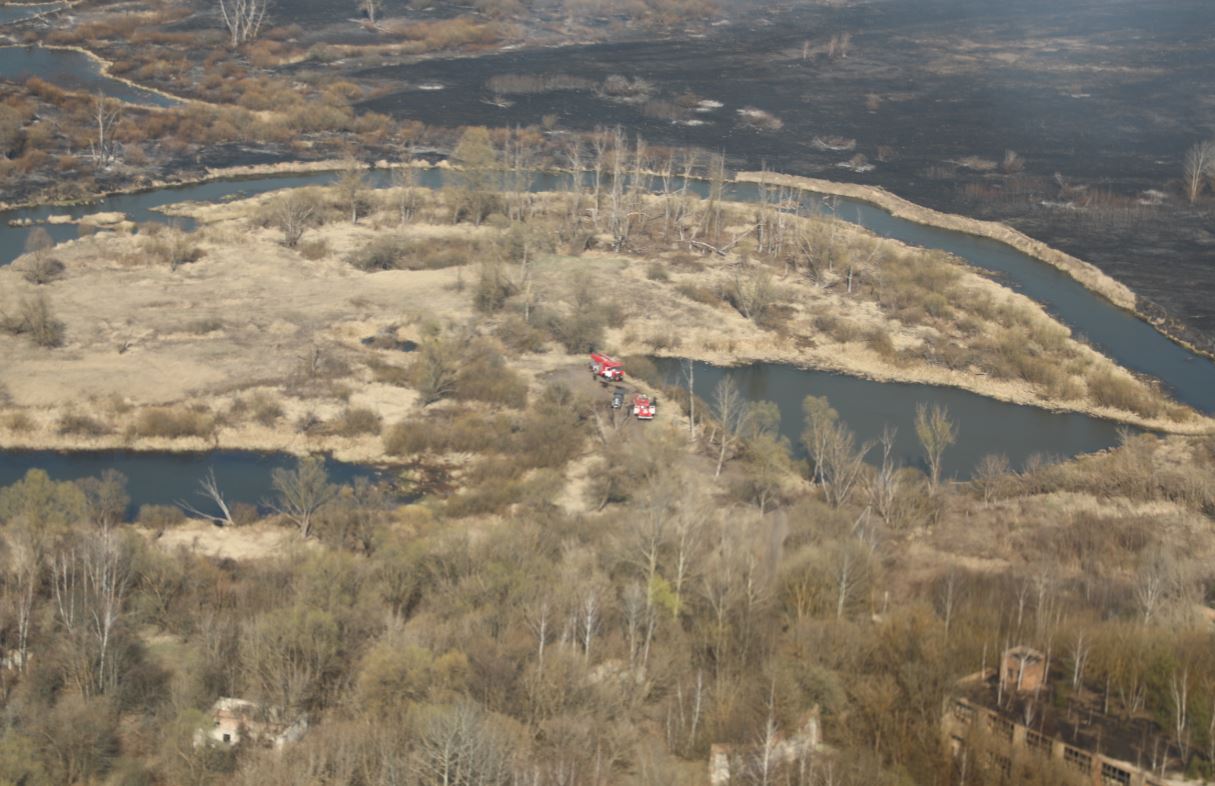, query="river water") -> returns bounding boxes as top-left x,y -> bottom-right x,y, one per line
0,449 -> 386,516
0,3 -> 63,25
0,46 -> 178,107
652,358 -> 1131,480
0,165 -> 1207,504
